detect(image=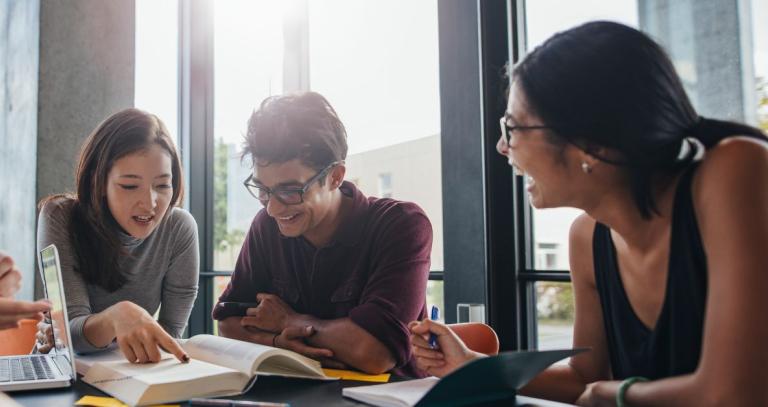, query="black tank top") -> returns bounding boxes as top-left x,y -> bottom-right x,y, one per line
593,165 -> 708,379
